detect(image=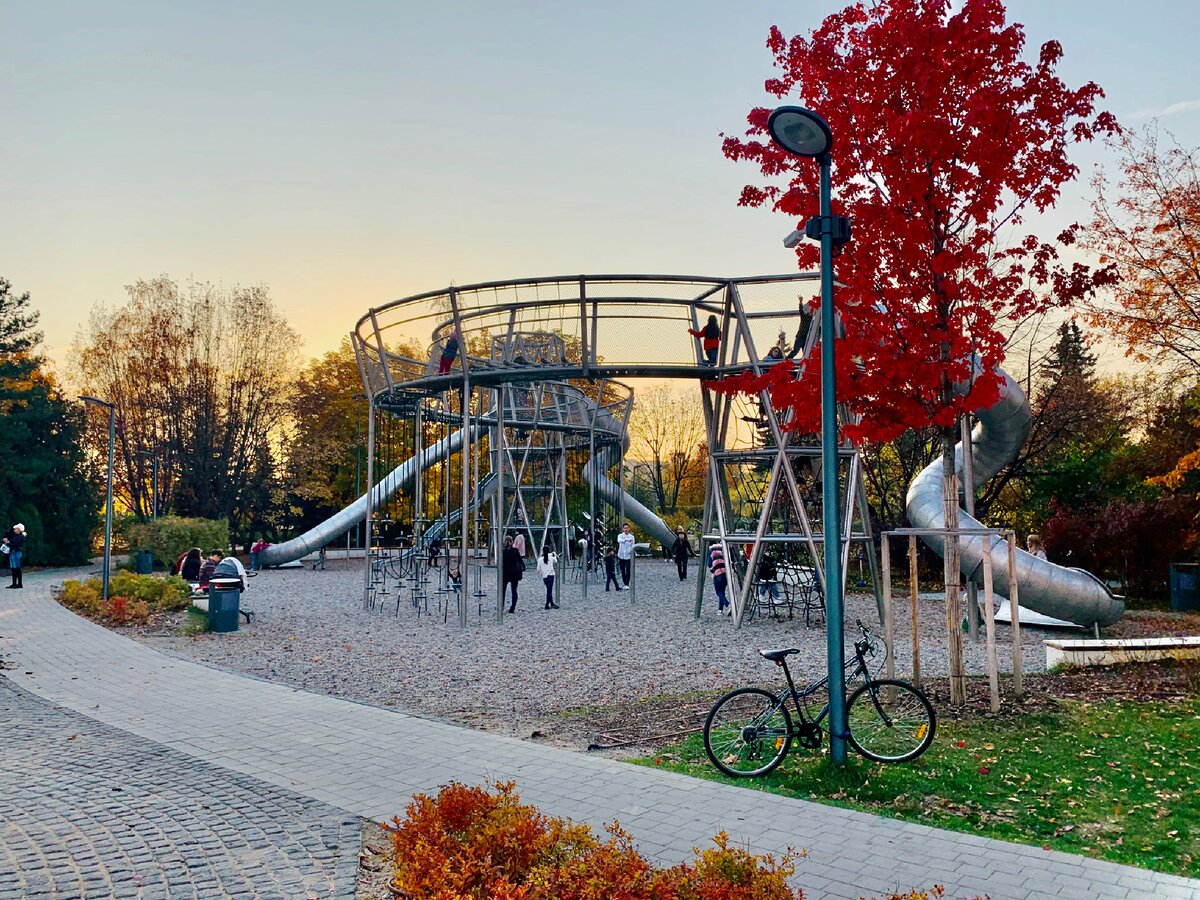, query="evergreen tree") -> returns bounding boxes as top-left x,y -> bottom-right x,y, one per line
0,278 -> 97,565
